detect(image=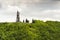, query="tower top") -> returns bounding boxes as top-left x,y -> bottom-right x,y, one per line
17,10 -> 20,14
